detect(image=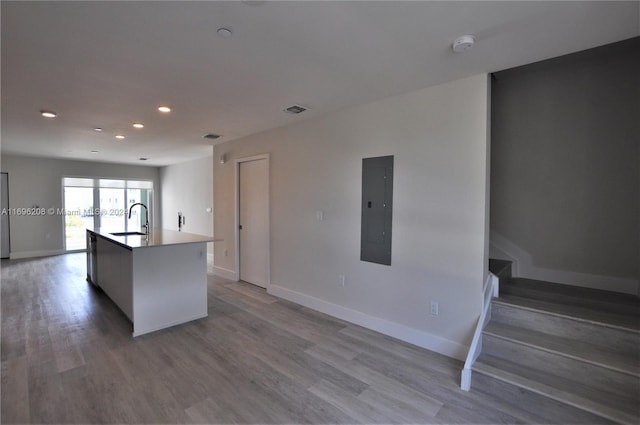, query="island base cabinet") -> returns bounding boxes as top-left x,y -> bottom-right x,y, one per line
131,243 -> 208,336
95,236 -> 133,321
